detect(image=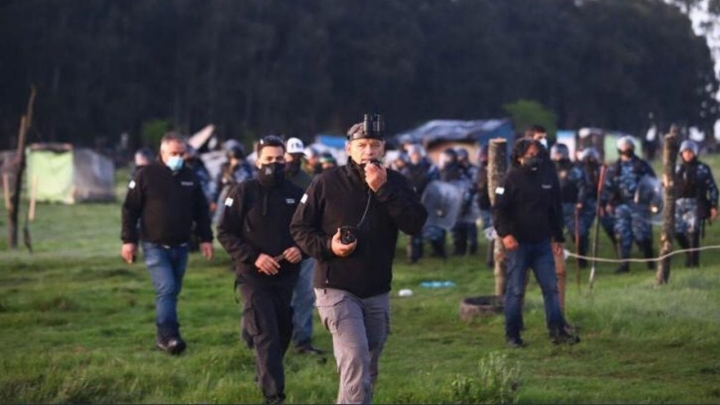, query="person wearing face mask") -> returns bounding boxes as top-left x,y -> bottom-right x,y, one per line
217,135 -> 305,405
493,138 -> 579,348
121,132 -> 215,355
290,114 -> 427,404
602,136 -> 656,273
523,125 -> 571,312
283,137 -> 326,356
674,140 -> 718,267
